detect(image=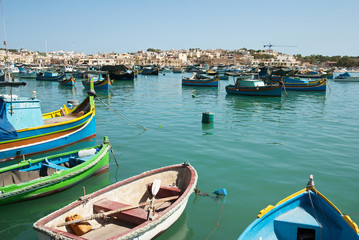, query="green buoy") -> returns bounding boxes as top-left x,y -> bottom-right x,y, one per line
202,112 -> 214,123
